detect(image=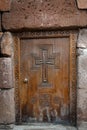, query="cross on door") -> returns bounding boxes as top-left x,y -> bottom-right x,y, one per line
32,45 -> 59,86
